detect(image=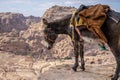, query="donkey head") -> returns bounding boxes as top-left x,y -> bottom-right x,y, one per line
42,15 -> 72,49
42,18 -> 58,49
